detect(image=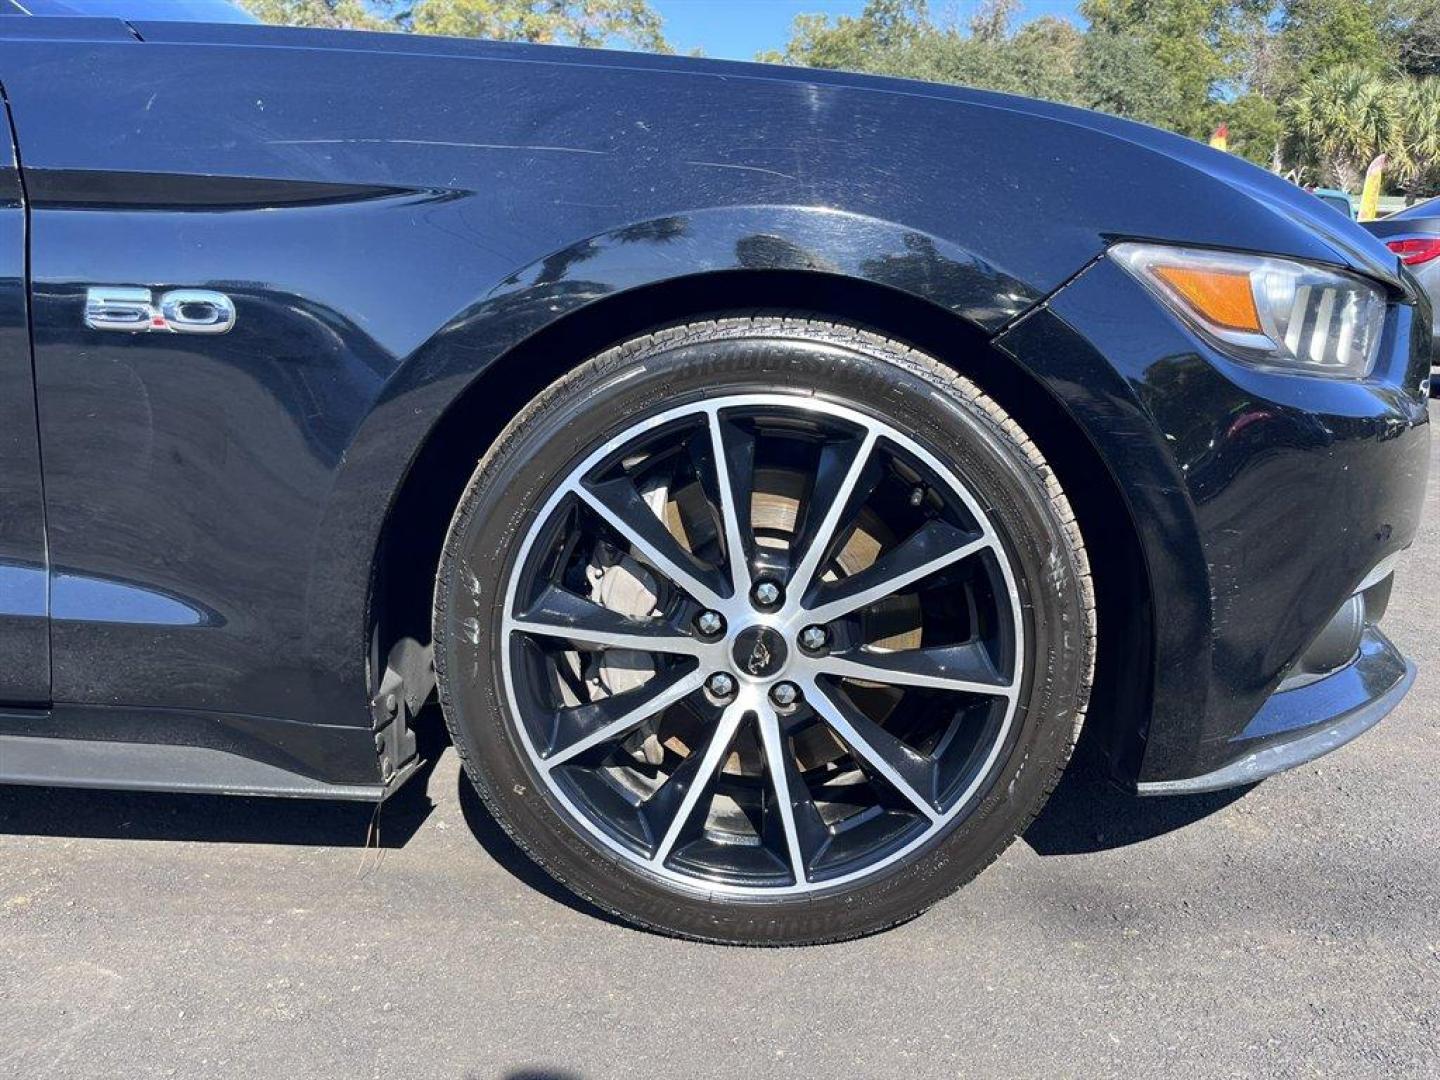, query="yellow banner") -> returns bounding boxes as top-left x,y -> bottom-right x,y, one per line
1358,155 -> 1386,222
